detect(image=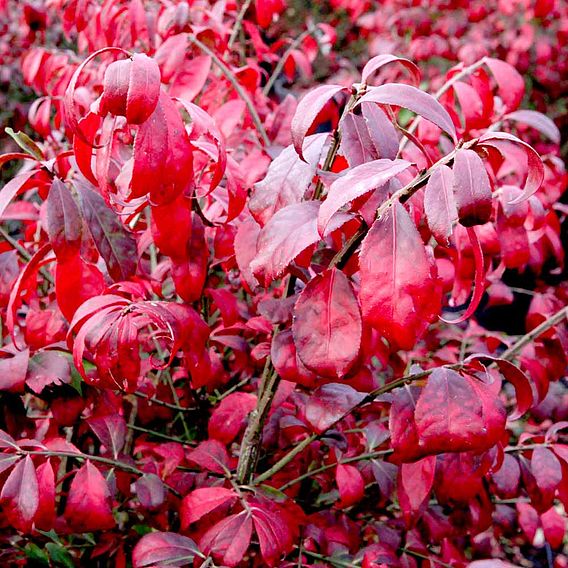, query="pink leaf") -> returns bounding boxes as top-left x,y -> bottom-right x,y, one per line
484,57 -> 525,112
251,200 -> 351,285
361,54 -> 420,84
181,487 -> 238,529
452,148 -> 492,227
292,268 -> 362,378
291,85 -> 347,160
0,455 -> 38,532
478,131 -> 544,203
250,135 -> 326,225
133,532 -> 200,568
318,158 -> 411,236
356,83 -> 457,143
200,512 -> 253,567
88,415 -> 127,459
424,164 -> 457,244
504,110 -> 560,144
359,202 -> 441,350
0,170 -> 37,220
305,383 -> 365,434
398,456 -> 436,525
